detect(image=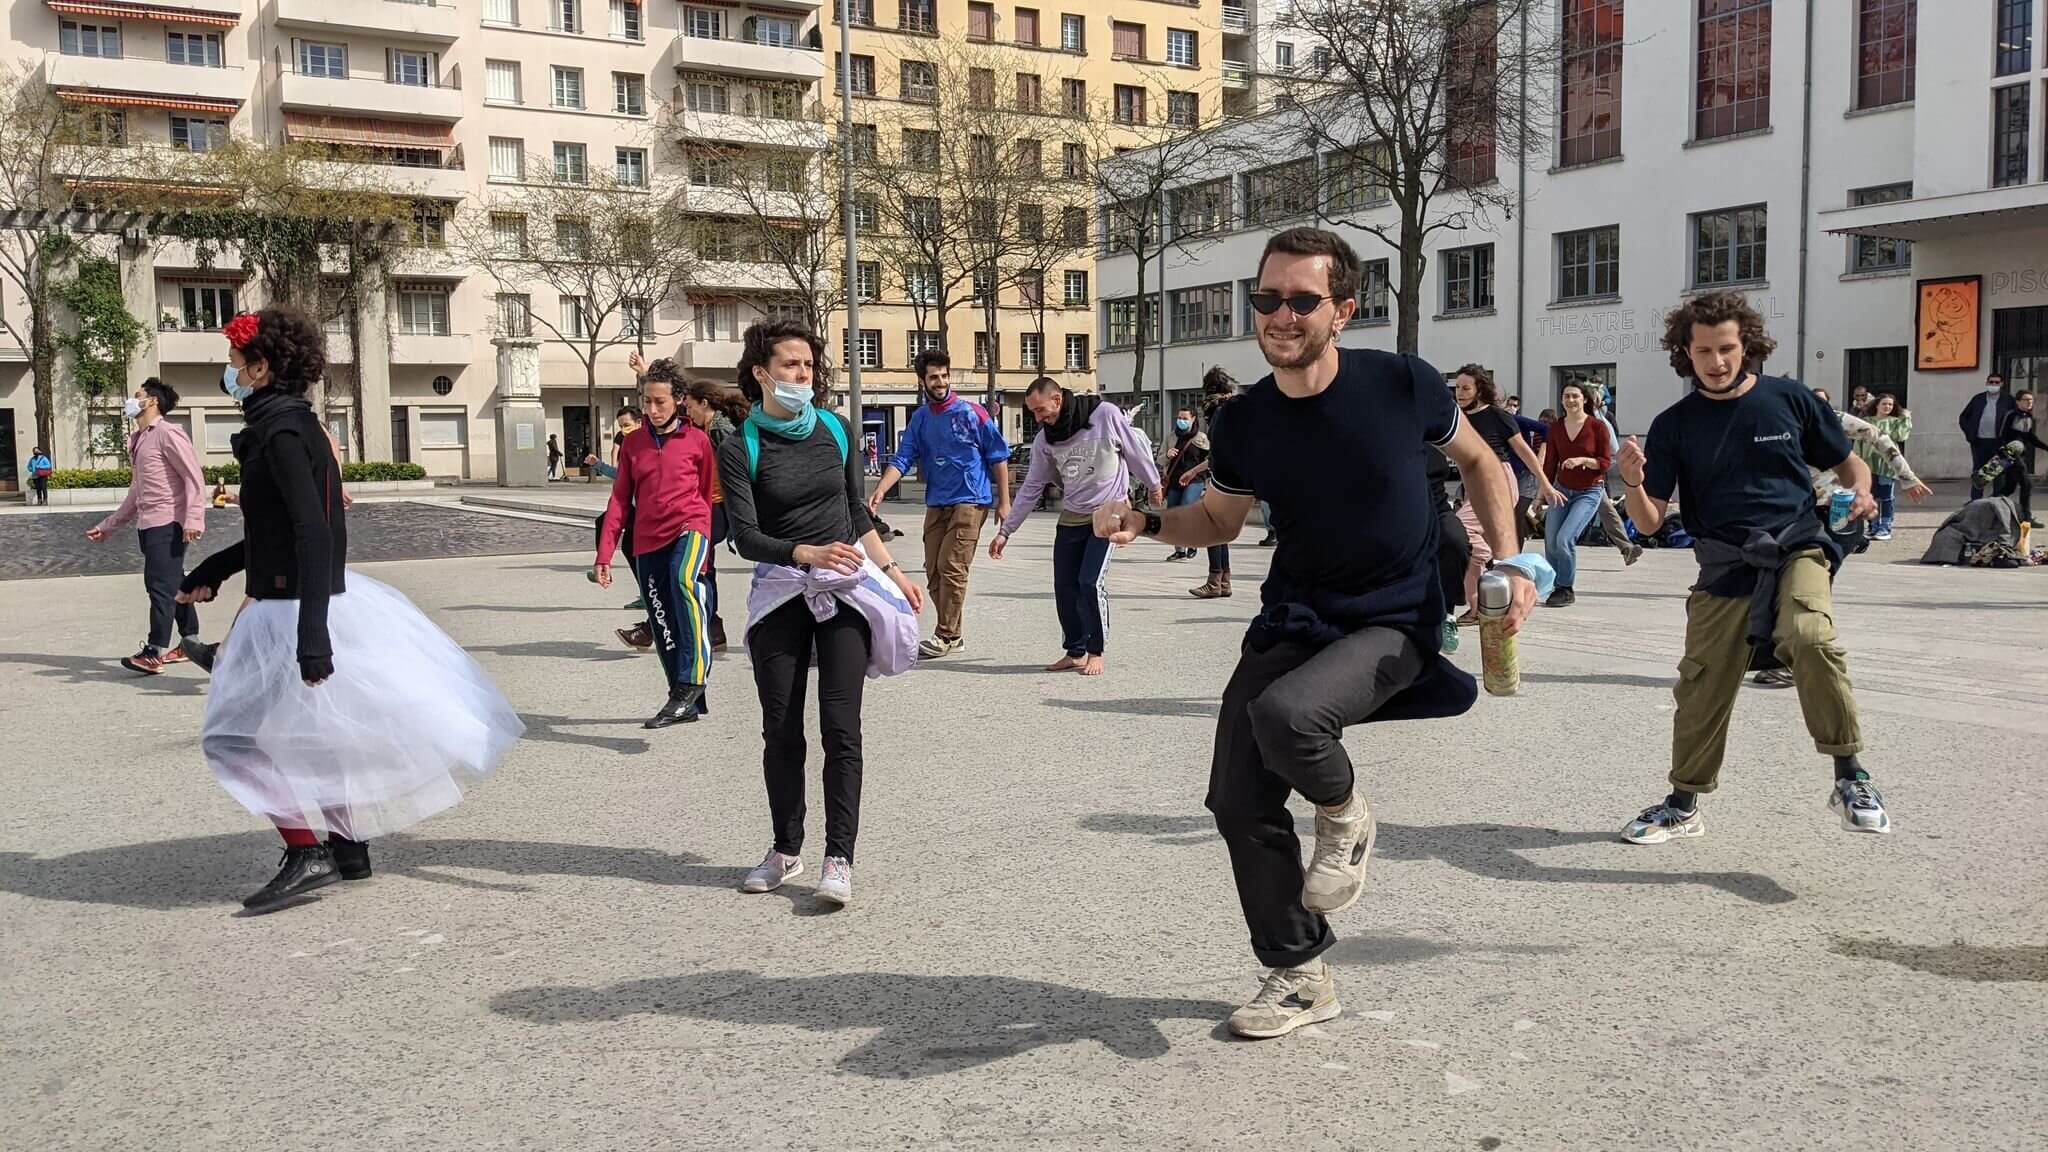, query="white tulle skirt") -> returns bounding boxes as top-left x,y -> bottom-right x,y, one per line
201,573 -> 523,840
